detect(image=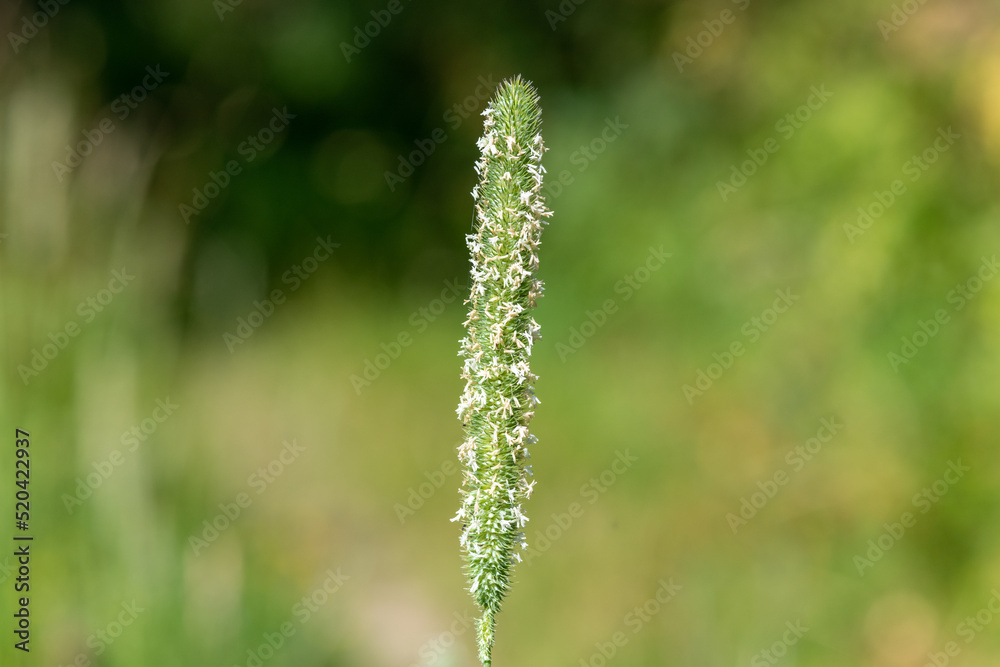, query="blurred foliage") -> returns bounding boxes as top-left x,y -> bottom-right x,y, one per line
2,0 -> 1000,666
